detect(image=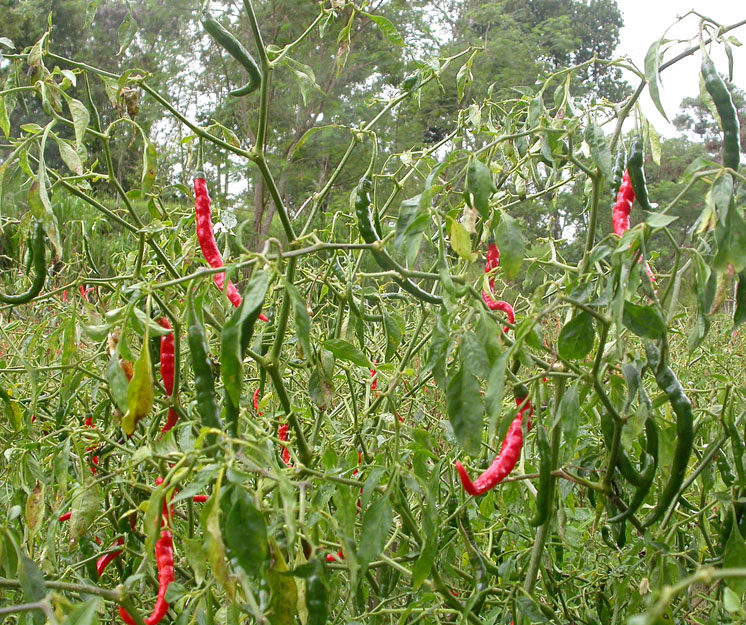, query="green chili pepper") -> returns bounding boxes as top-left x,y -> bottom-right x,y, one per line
0,221 -> 47,305
609,414 -> 659,523
201,12 -> 262,97
642,343 -> 695,527
627,138 -> 653,212
353,176 -> 442,305
599,409 -> 649,487
702,53 -> 741,171
718,451 -> 737,487
187,291 -> 223,437
529,423 -> 552,527
303,558 -> 328,625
